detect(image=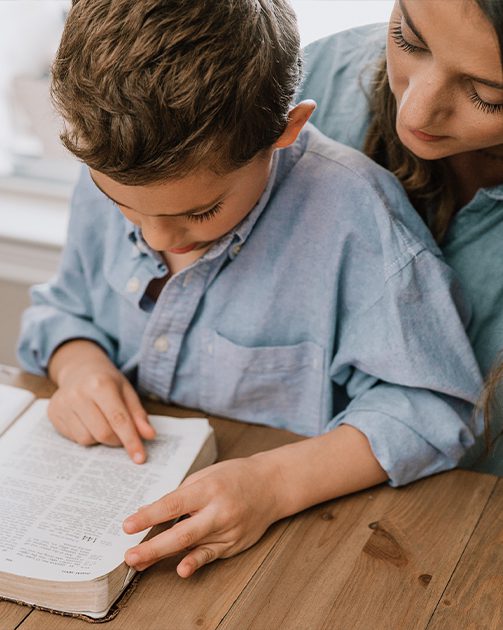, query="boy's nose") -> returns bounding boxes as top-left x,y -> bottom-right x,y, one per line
141,221 -> 186,252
